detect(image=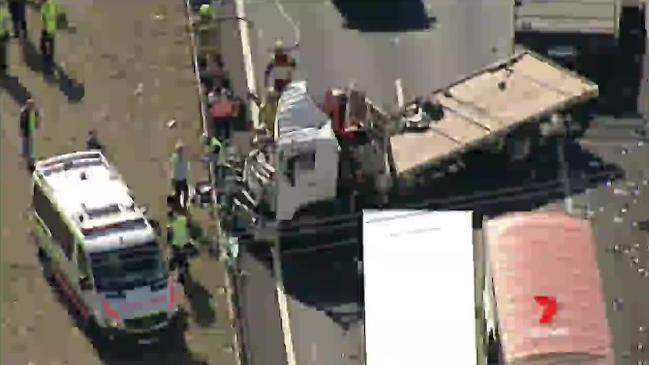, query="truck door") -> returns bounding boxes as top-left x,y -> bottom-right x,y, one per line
74,243 -> 94,321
